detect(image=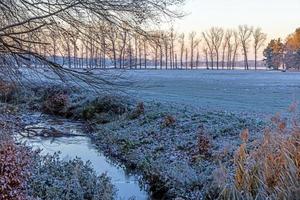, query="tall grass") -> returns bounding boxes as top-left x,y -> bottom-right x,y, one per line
221,105 -> 300,199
